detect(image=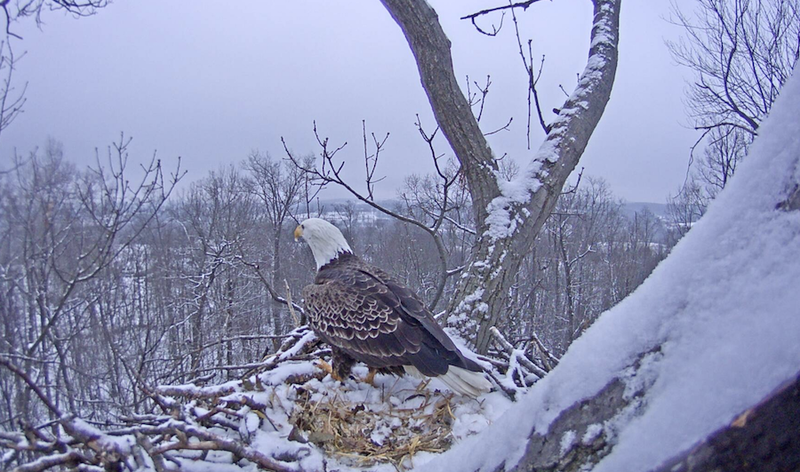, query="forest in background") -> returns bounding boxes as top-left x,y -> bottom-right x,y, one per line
0,140 -> 670,429
1,0 -> 798,470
